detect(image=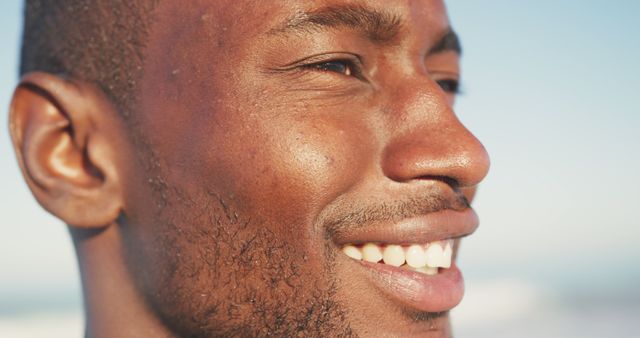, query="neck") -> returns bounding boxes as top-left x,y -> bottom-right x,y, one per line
71,225 -> 173,338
